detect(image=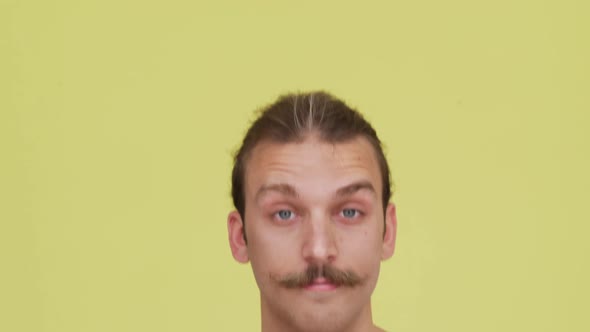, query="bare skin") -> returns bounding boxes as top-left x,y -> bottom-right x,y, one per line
228,134 -> 397,332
